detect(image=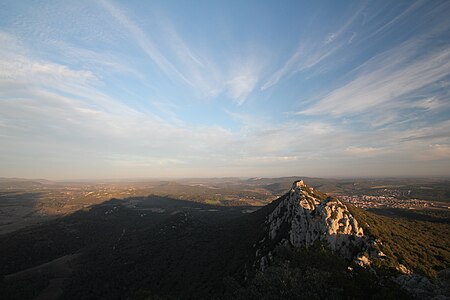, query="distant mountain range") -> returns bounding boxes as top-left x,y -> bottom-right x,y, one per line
0,180 -> 449,299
